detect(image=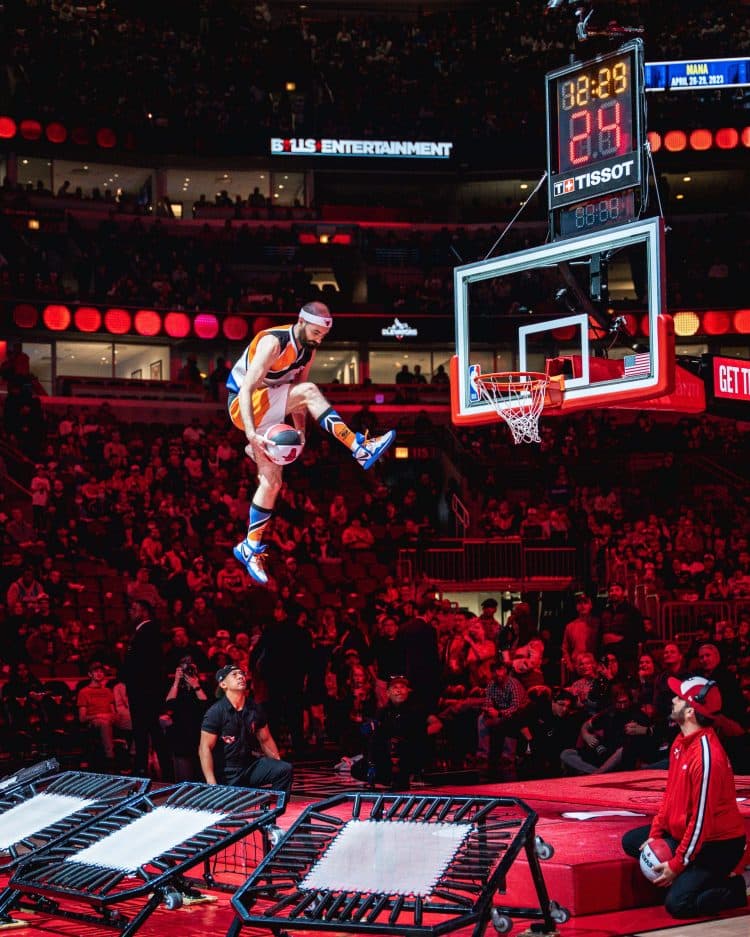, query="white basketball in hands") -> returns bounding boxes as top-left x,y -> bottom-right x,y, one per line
262,423 -> 304,465
640,838 -> 673,882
